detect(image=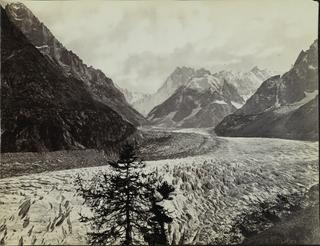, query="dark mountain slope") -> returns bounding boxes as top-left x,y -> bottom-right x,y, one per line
1,7 -> 135,152
5,2 -> 147,126
215,40 -> 318,141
